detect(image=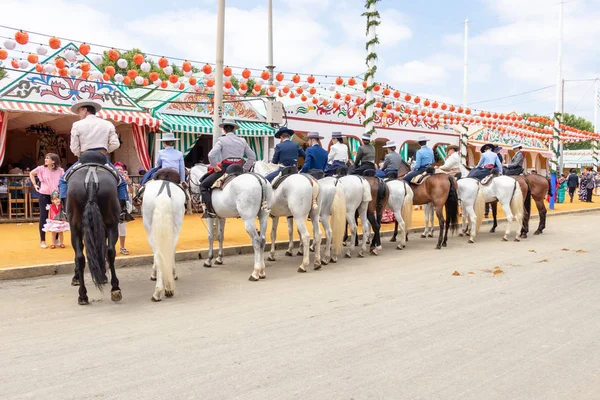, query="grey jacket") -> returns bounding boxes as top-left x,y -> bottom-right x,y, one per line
355,144 -> 375,165
507,150 -> 524,169
382,151 -> 402,171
